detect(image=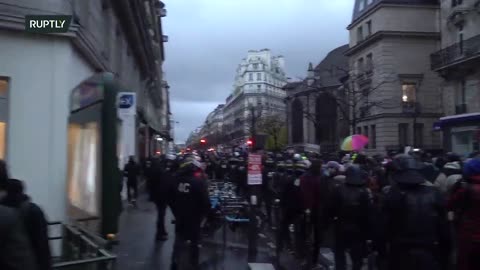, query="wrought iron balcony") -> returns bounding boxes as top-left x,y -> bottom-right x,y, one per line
402,101 -> 420,114
431,34 -> 480,71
